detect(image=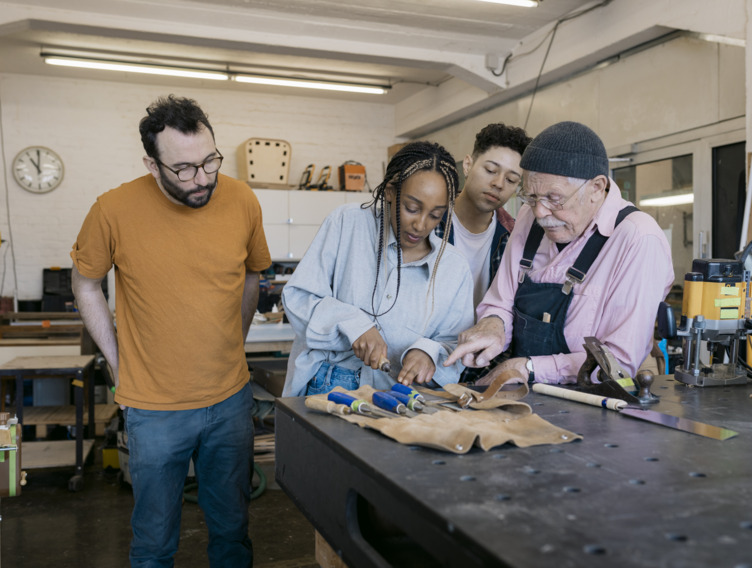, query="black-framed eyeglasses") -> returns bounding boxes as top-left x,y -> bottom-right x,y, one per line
517,178 -> 590,211
156,150 -> 224,182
